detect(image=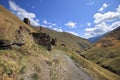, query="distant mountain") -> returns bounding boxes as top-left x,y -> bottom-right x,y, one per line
82,26 -> 120,75
88,34 -> 106,43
